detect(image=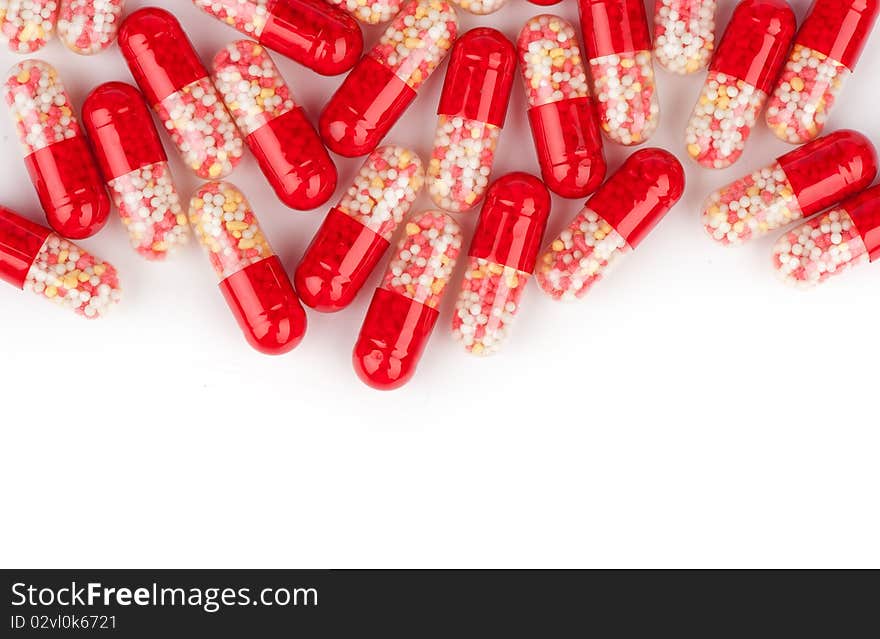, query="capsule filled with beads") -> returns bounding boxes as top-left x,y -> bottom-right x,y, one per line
537,148 -> 685,302
295,145 -> 424,312
766,0 -> 880,144
57,0 -> 125,55
450,0 -> 506,14
82,82 -> 190,260
685,0 -> 795,169
773,184 -> 880,287
353,210 -> 462,390
653,0 -> 717,74
518,14 -> 606,199
702,129 -> 877,246
451,173 -> 550,356
1,0 -> 58,53
577,0 -> 660,146
0,205 -> 120,318
189,182 -> 307,355
320,0 -> 458,158
191,0 -> 362,76
428,28 -> 515,213
4,60 -> 110,239
324,0 -> 403,24
213,41 -> 337,211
